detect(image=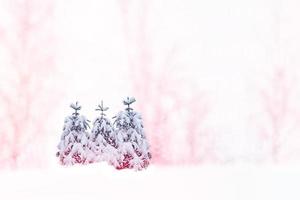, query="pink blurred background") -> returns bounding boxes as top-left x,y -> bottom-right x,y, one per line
1,0 -> 300,170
